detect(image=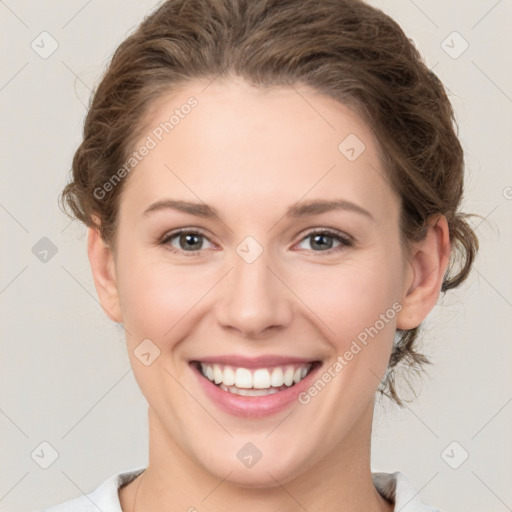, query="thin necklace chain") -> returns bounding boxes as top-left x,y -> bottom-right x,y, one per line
132,469 -> 146,512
